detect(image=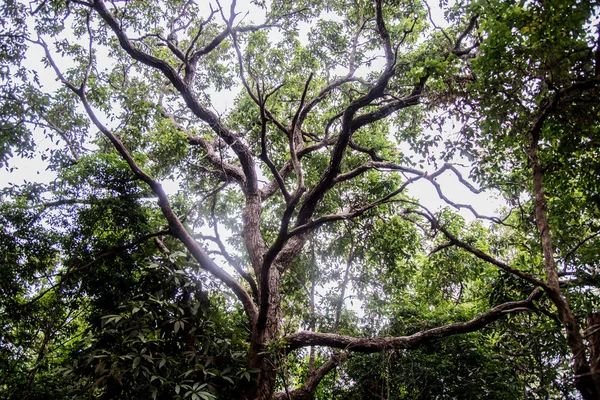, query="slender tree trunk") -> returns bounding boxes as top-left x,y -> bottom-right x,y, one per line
335,238 -> 354,330
308,237 -> 317,376
528,134 -> 600,399
587,313 -> 600,394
